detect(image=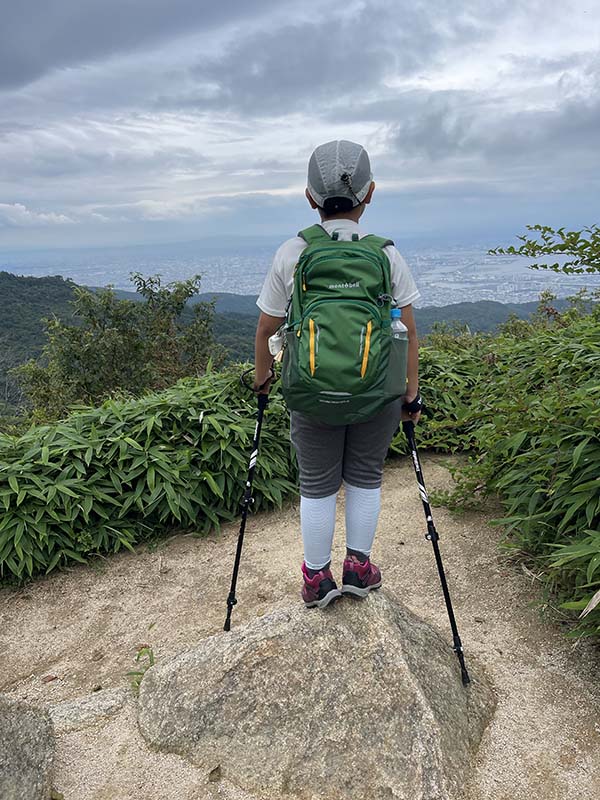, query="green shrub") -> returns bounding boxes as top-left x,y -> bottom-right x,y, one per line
14,273 -> 226,423
413,298 -> 600,639
0,366 -> 296,581
390,326 -> 491,454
